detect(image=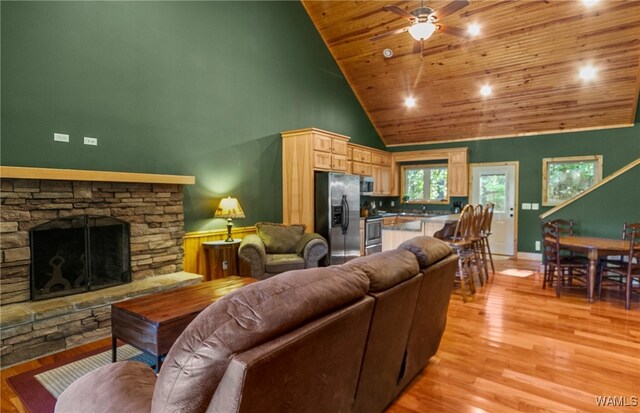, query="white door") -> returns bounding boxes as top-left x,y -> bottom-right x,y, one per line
470,163 -> 517,256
